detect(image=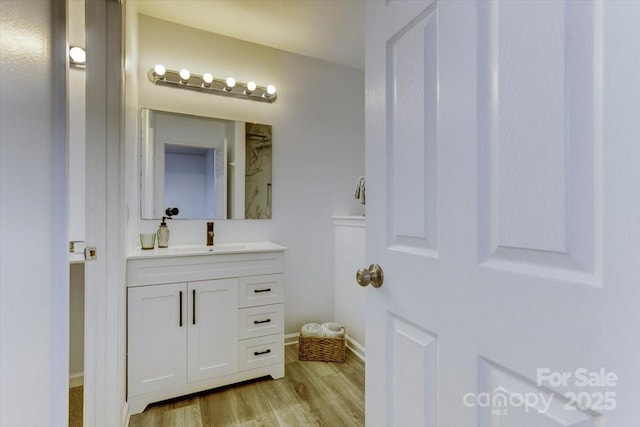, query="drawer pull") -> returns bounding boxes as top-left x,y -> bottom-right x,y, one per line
192,289 -> 196,325
254,349 -> 271,356
253,318 -> 272,325
254,288 -> 271,293
179,291 -> 183,327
